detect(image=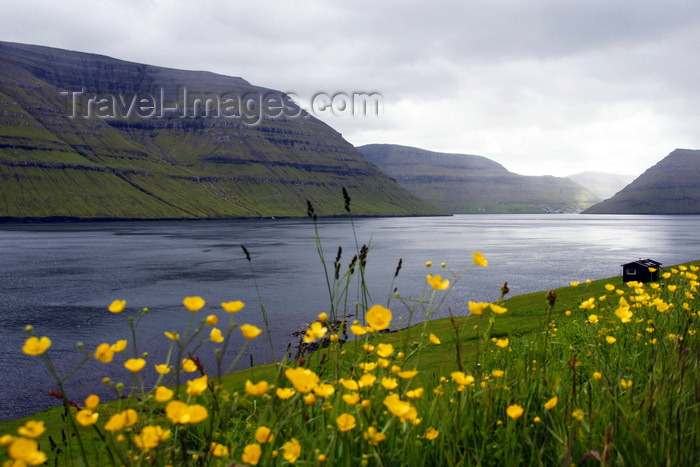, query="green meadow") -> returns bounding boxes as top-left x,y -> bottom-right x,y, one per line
1,212 -> 698,466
